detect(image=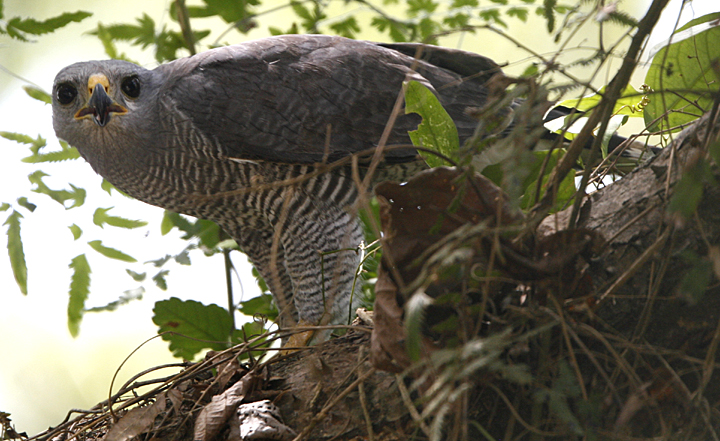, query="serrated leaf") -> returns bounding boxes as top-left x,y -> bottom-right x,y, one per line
153,269 -> 169,290
644,13 -> 720,133
149,254 -> 172,267
68,254 -> 91,337
479,8 -> 507,28
161,211 -> 193,235
0,131 -> 46,153
69,224 -> 82,240
329,16 -> 360,38
126,269 -> 146,282
407,0 -> 438,16
290,1 -> 312,20
152,297 -> 234,360
88,240 -> 137,262
405,81 -> 459,168
542,0 -> 556,32
238,293 -> 278,320
28,171 -> 86,208
4,210 -> 27,295
507,7 -> 529,22
22,141 -> 80,163
7,11 -> 92,35
22,85 -> 51,104
85,288 -> 144,313
174,250 -> 191,265
0,203 -> 10,212
93,207 -> 147,229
